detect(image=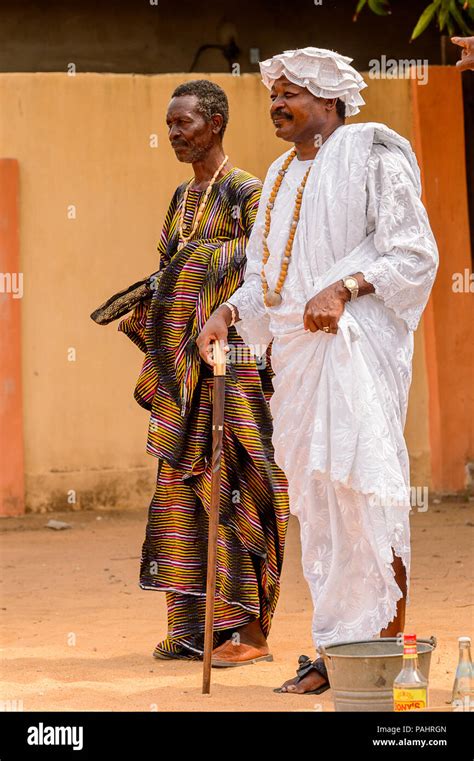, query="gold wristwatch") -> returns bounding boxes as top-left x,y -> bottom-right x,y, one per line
342,276 -> 359,301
